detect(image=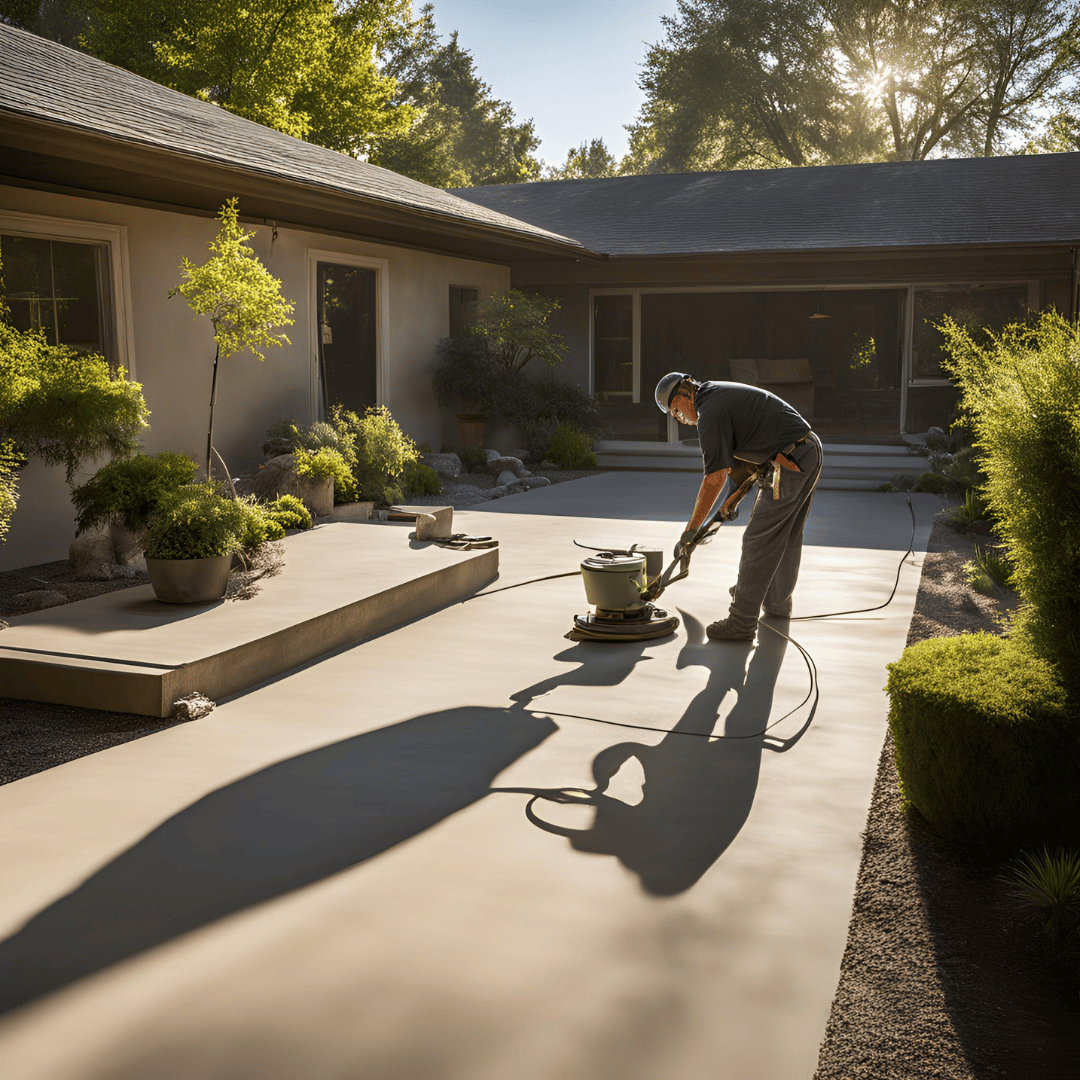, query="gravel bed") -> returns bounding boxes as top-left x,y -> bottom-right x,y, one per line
815,521 -> 1080,1079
